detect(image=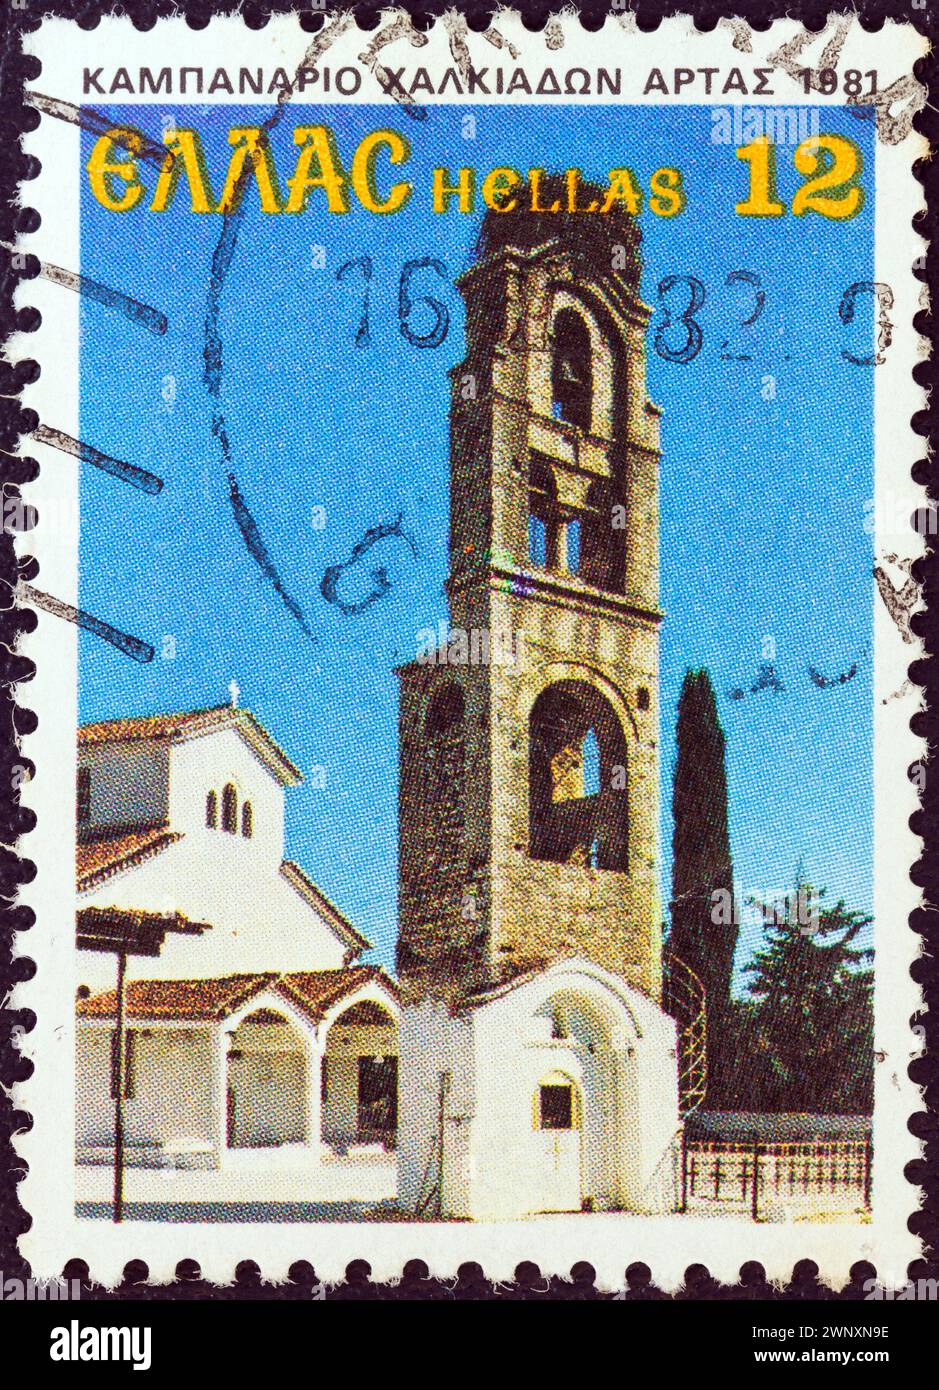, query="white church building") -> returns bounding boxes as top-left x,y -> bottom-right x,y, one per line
74,702 -> 399,1171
